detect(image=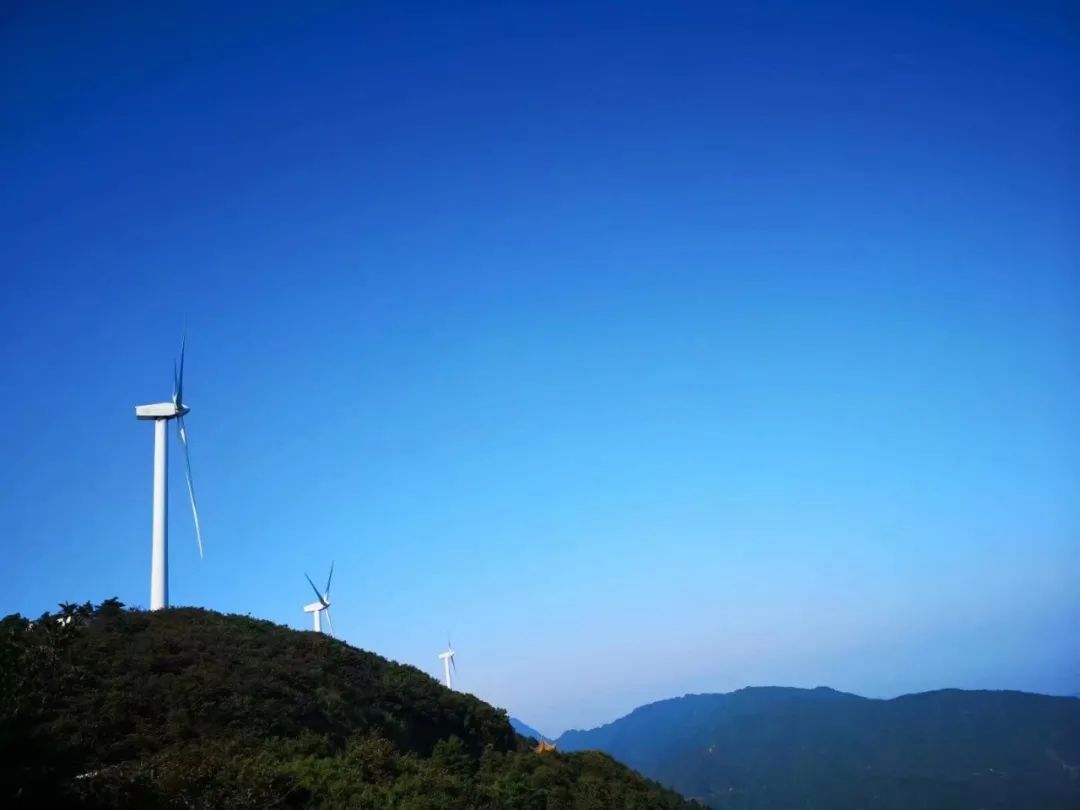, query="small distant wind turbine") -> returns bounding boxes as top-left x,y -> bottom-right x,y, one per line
438,641 -> 456,689
303,563 -> 335,635
134,337 -> 204,611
